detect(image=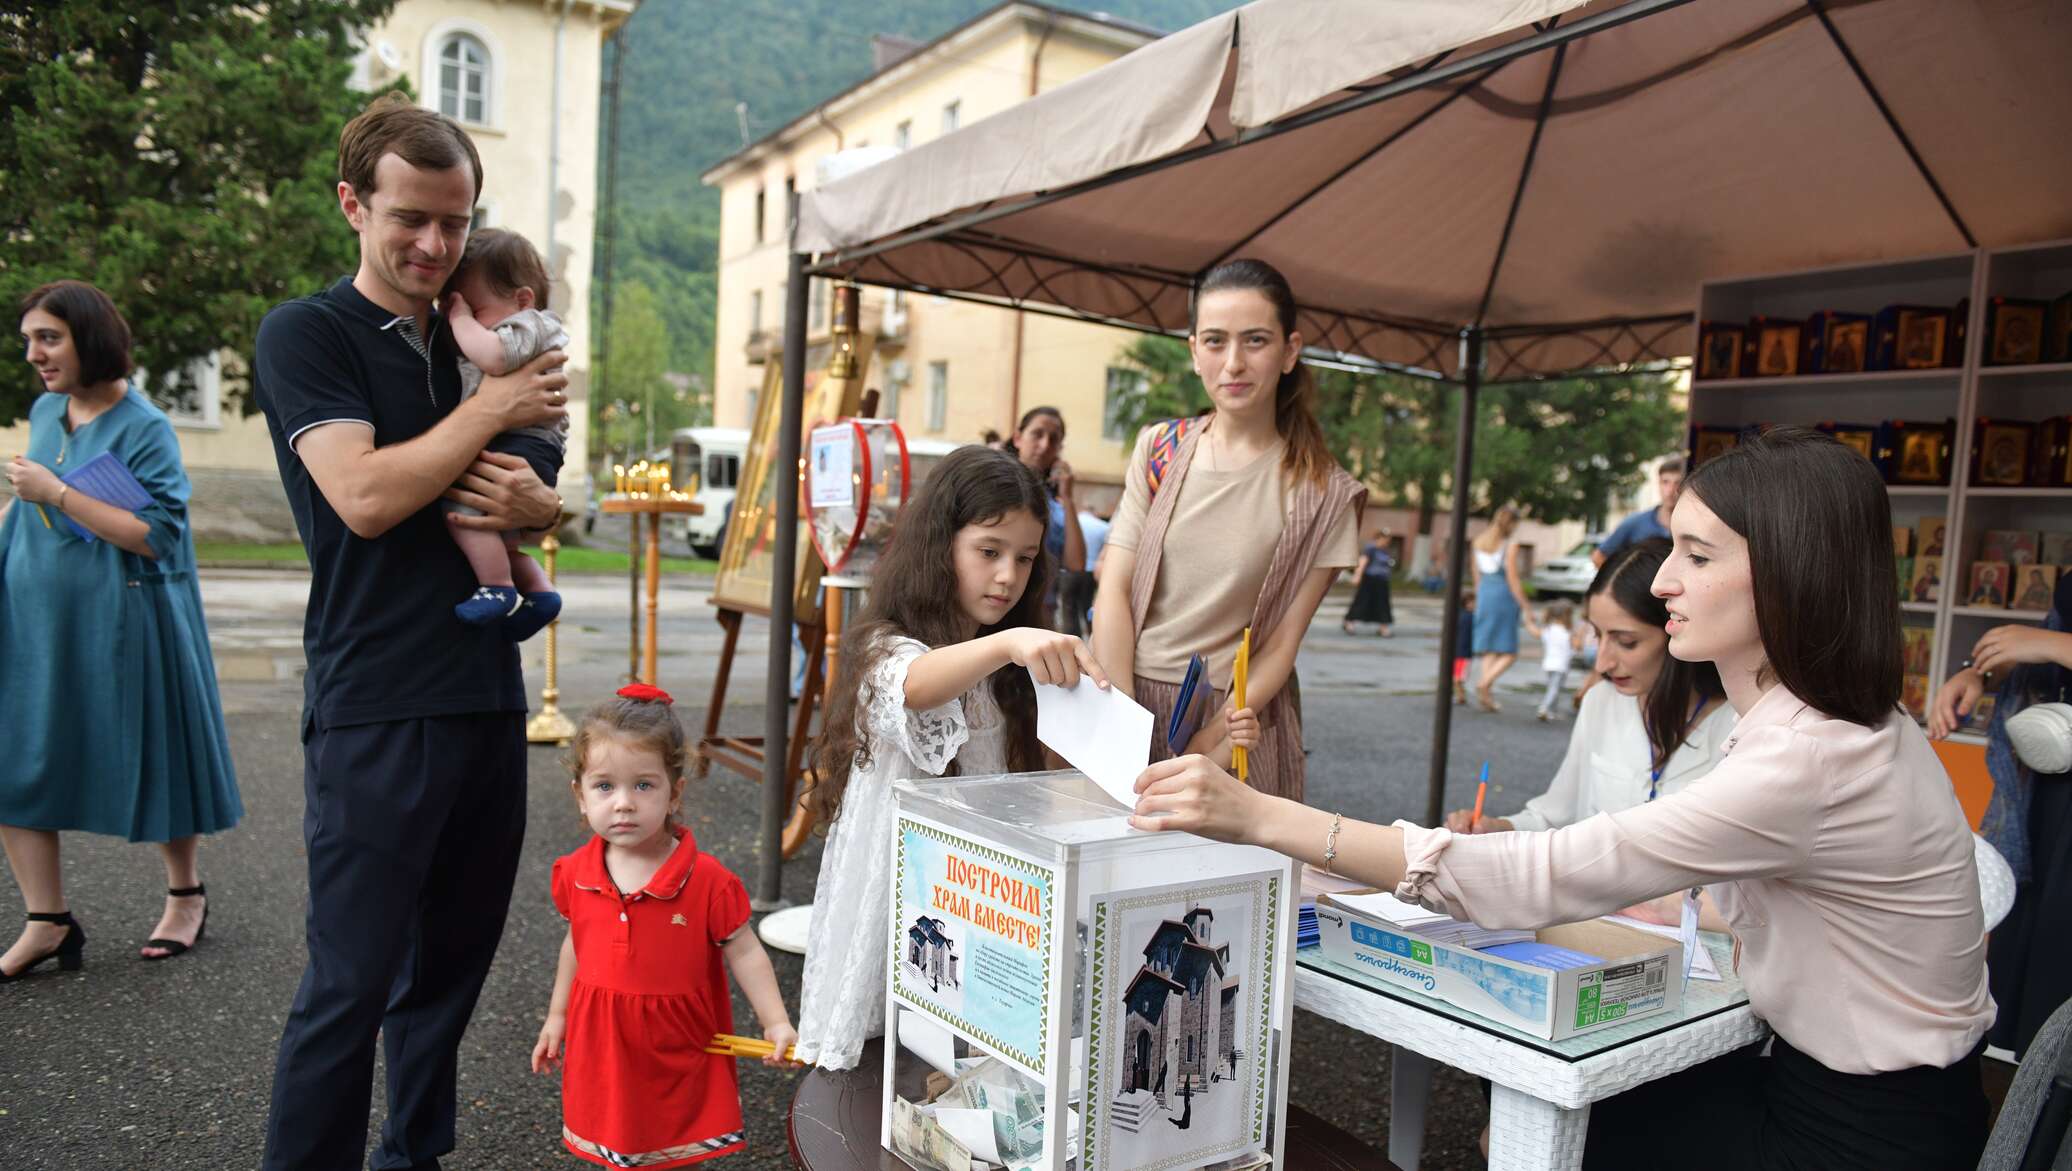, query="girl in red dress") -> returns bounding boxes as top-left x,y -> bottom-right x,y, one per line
531,685 -> 797,1167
